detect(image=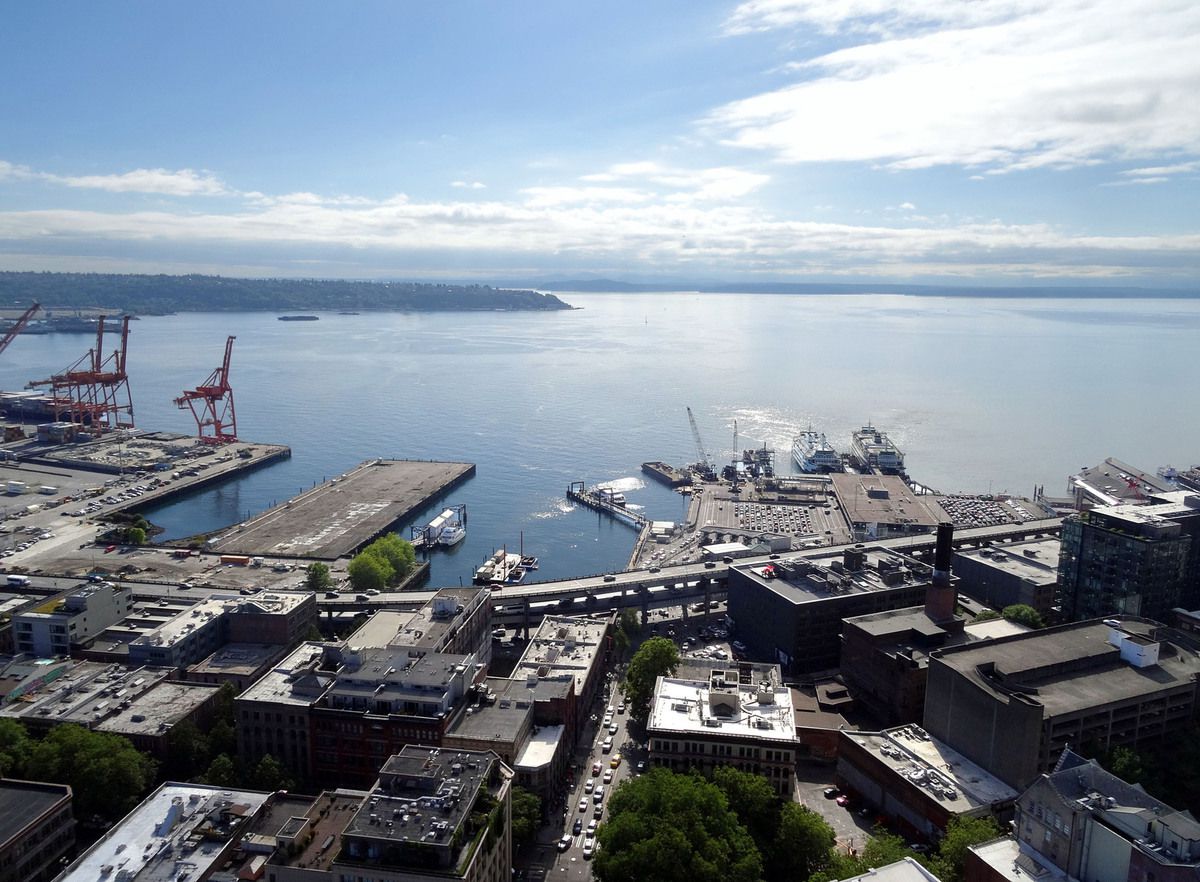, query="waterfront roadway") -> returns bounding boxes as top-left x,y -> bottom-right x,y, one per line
306,516 -> 1063,618
8,517 -> 1061,619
